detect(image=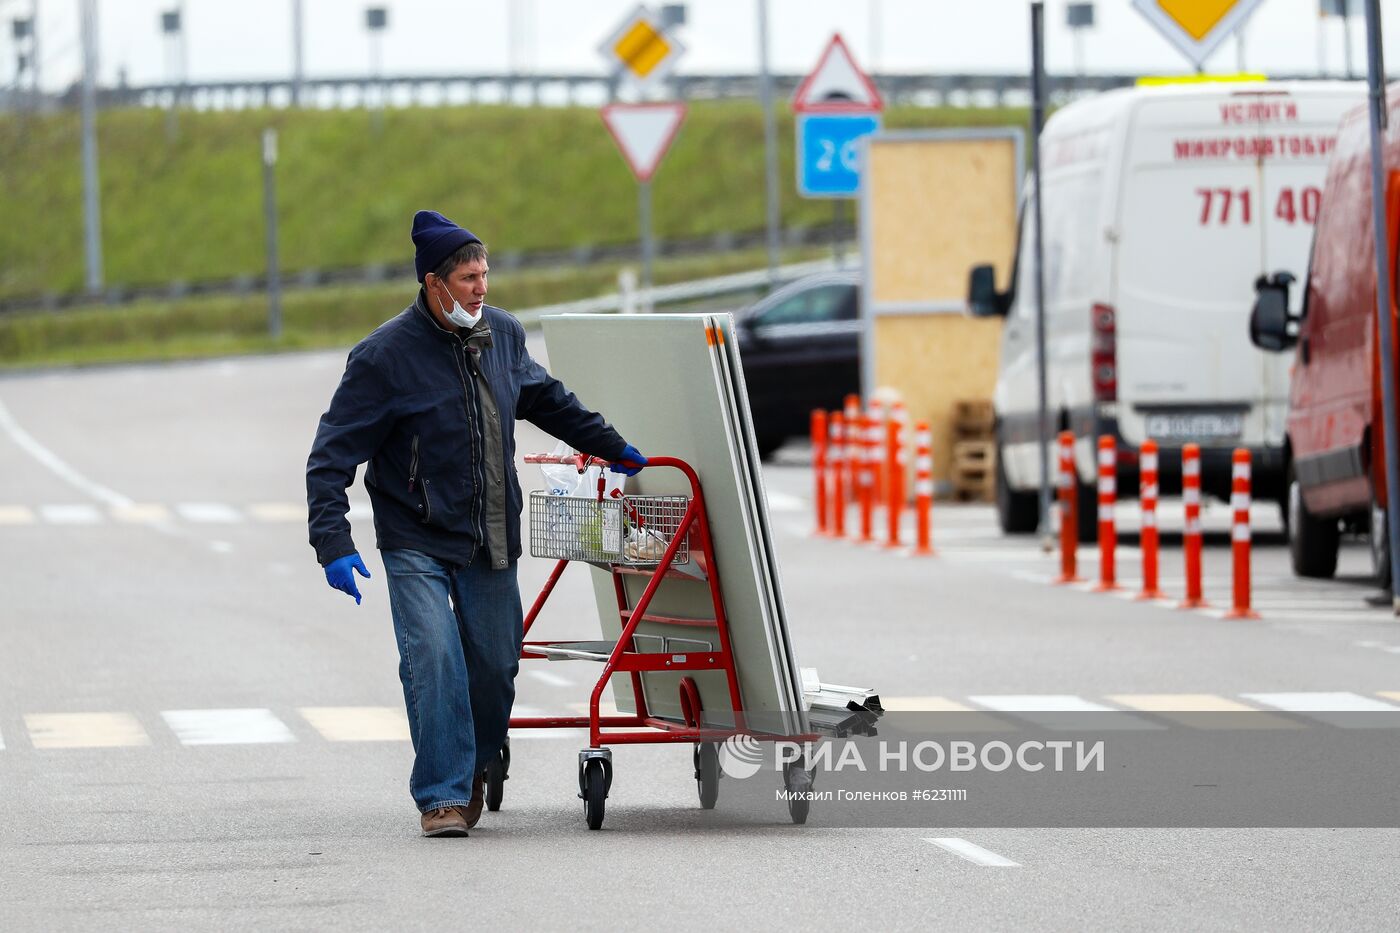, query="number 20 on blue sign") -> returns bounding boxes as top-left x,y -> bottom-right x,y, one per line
797,113 -> 882,199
